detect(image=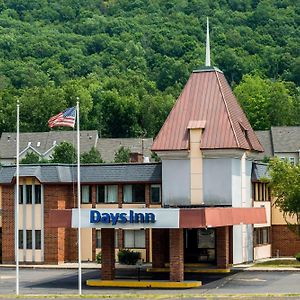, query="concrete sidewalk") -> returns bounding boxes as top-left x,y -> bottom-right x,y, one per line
1,257 -> 299,272
233,257 -> 300,272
